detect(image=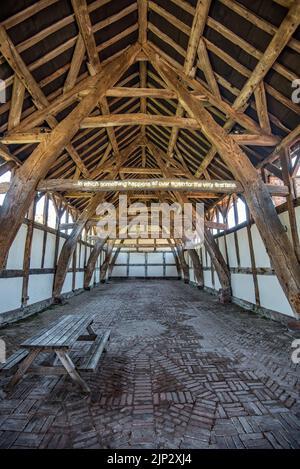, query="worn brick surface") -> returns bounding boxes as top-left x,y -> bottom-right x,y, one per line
0,280 -> 299,448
